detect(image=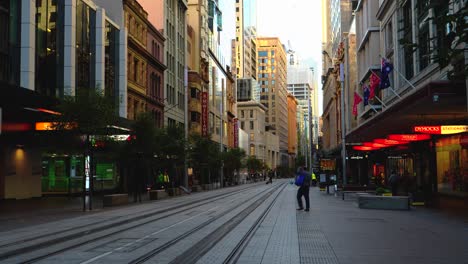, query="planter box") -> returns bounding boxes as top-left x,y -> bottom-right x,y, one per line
358,194 -> 410,210
149,190 -> 168,200
191,185 -> 202,192
167,188 -> 181,196
103,194 -> 128,207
